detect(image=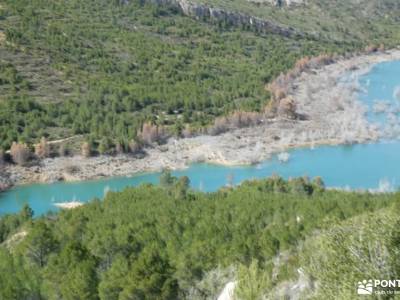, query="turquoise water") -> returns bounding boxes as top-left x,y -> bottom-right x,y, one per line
358,60 -> 400,125
1,60 -> 400,216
